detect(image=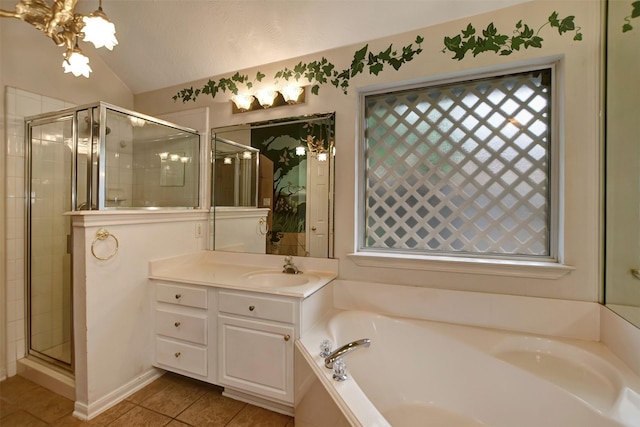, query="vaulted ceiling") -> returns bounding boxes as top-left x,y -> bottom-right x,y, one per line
2,0 -> 531,94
